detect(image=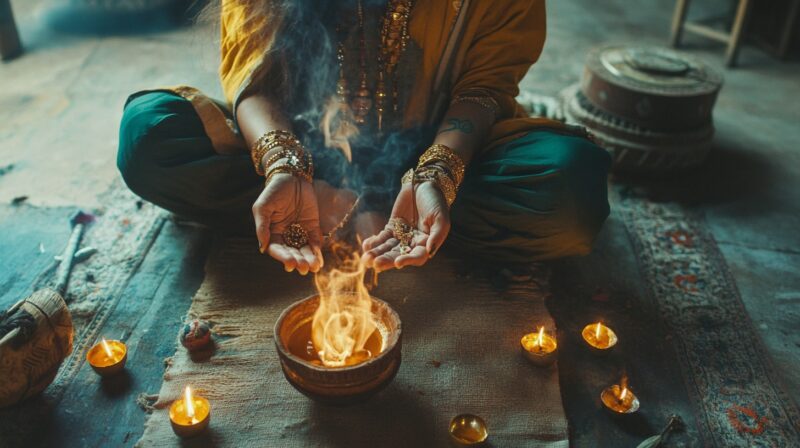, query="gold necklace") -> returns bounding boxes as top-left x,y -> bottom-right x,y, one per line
336,0 -> 414,133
